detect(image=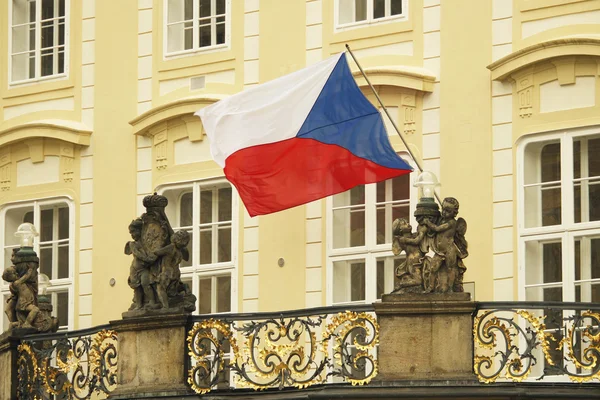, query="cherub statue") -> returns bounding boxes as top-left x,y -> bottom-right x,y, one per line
3,266 -> 39,329
125,218 -> 158,310
154,230 -> 190,309
422,197 -> 468,293
391,218 -> 428,292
